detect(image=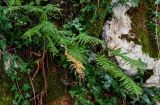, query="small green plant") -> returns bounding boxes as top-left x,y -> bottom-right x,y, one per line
0,37 -> 31,105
